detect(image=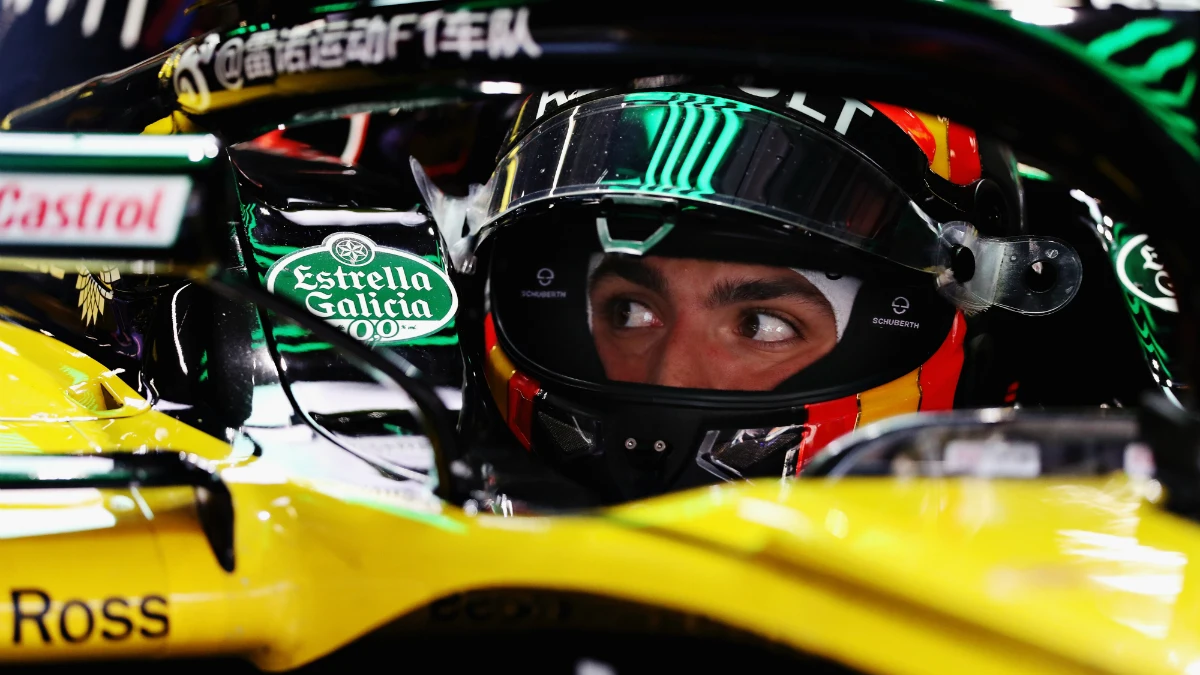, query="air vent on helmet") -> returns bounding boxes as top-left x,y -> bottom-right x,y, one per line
535,408 -> 601,458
